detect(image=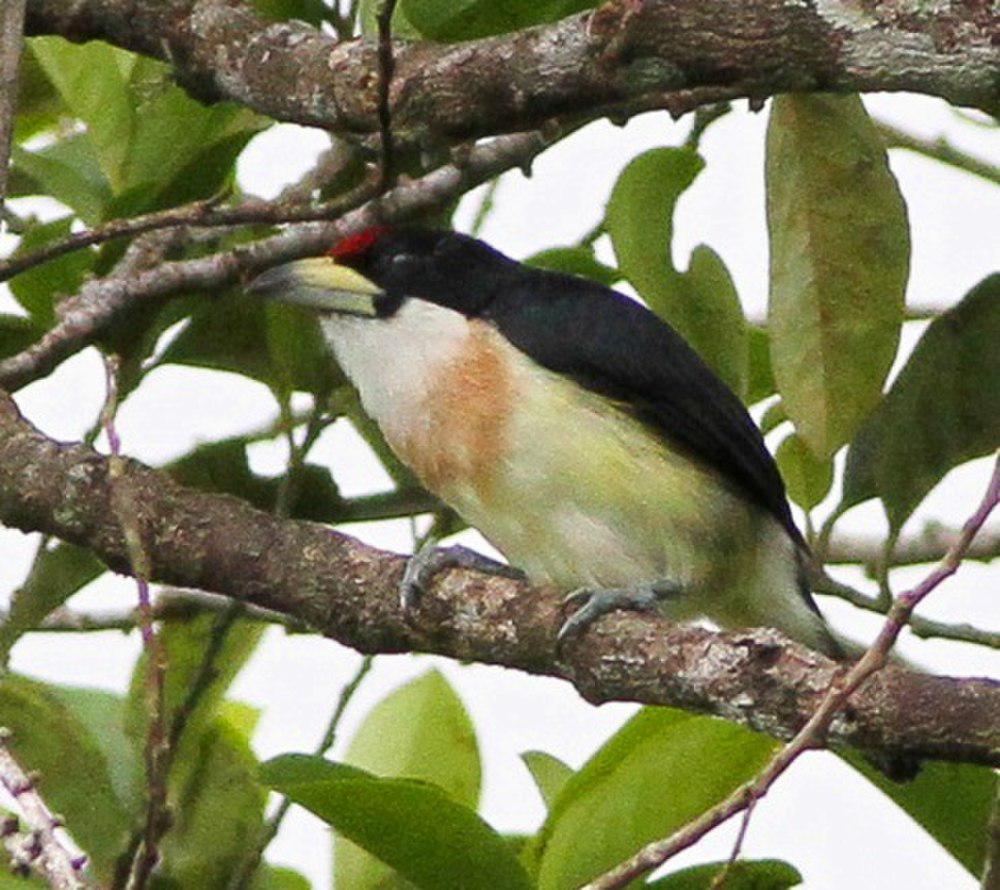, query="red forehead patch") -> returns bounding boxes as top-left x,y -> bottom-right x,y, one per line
328,226 -> 391,260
